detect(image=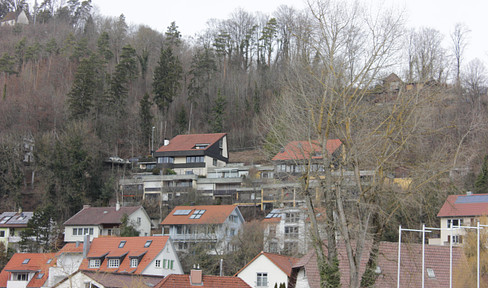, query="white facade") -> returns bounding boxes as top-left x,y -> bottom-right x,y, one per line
428,217 -> 472,246
237,254 -> 290,288
47,252 -> 84,287
143,239 -> 183,276
54,271 -> 104,288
